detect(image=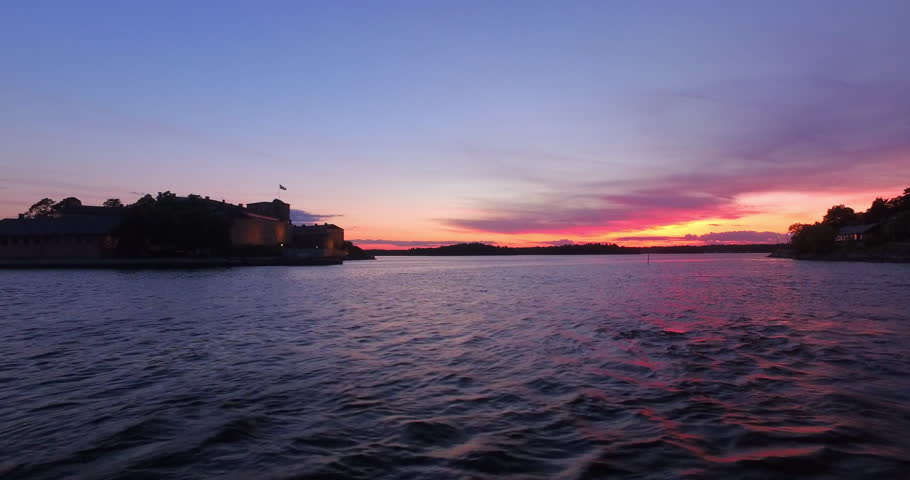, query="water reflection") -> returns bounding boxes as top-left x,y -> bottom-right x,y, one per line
0,254 -> 908,478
